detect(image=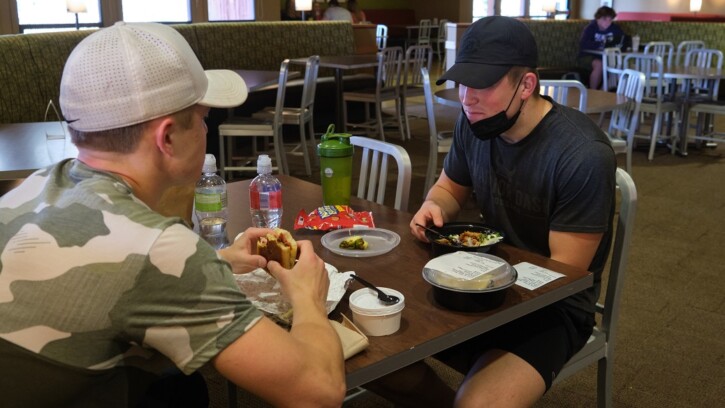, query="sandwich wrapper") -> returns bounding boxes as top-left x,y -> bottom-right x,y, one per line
235,266 -> 368,358
234,263 -> 354,318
